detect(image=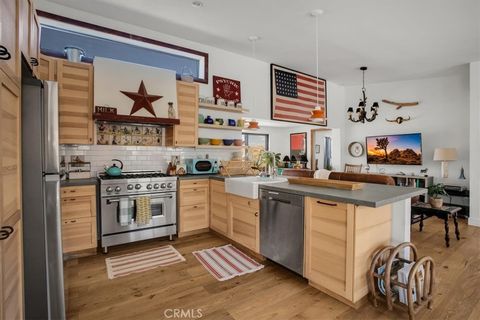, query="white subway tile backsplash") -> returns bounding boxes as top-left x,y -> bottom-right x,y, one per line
61,145 -> 235,177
